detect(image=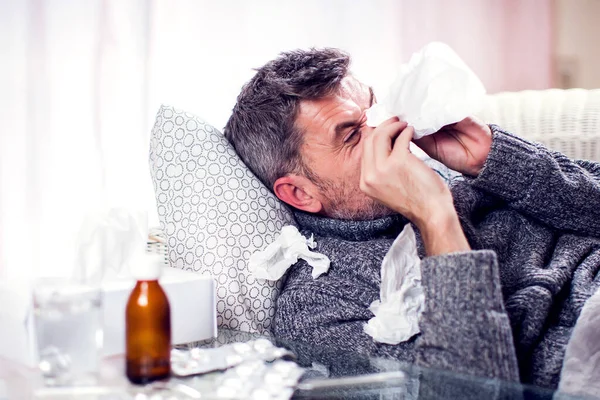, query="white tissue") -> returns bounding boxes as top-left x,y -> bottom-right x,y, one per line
74,209 -> 148,283
365,42 -> 486,139
364,224 -> 424,345
249,225 -> 330,281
